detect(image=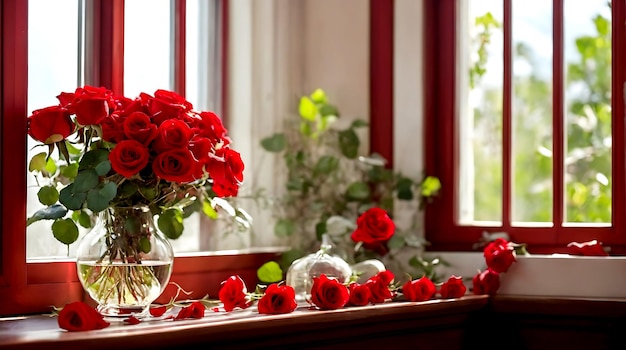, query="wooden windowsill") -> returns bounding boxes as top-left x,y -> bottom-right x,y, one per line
2,294 -> 626,349
0,296 -> 488,349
